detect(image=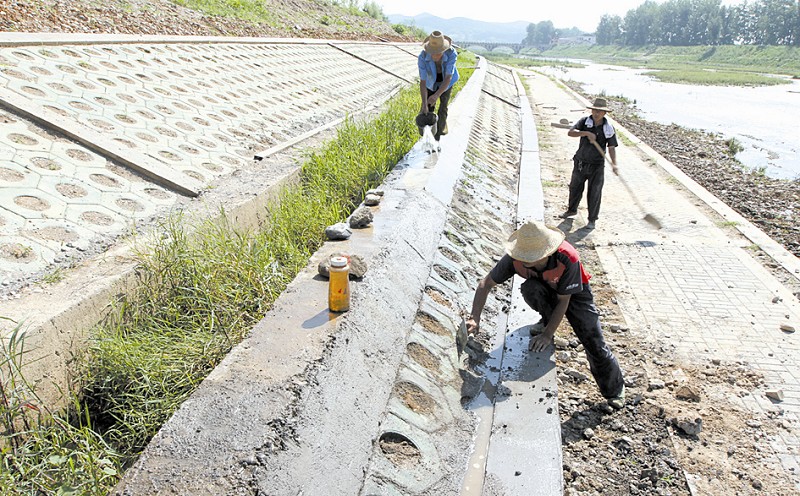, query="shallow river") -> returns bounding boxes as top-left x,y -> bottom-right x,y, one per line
539,62 -> 800,180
